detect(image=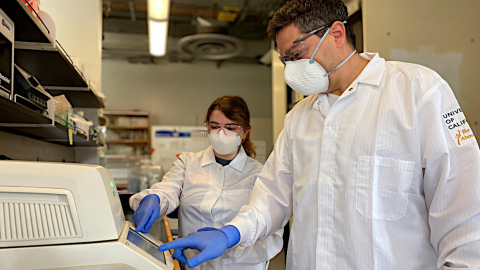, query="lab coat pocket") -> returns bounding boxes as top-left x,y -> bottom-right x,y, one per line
356,156 -> 415,221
